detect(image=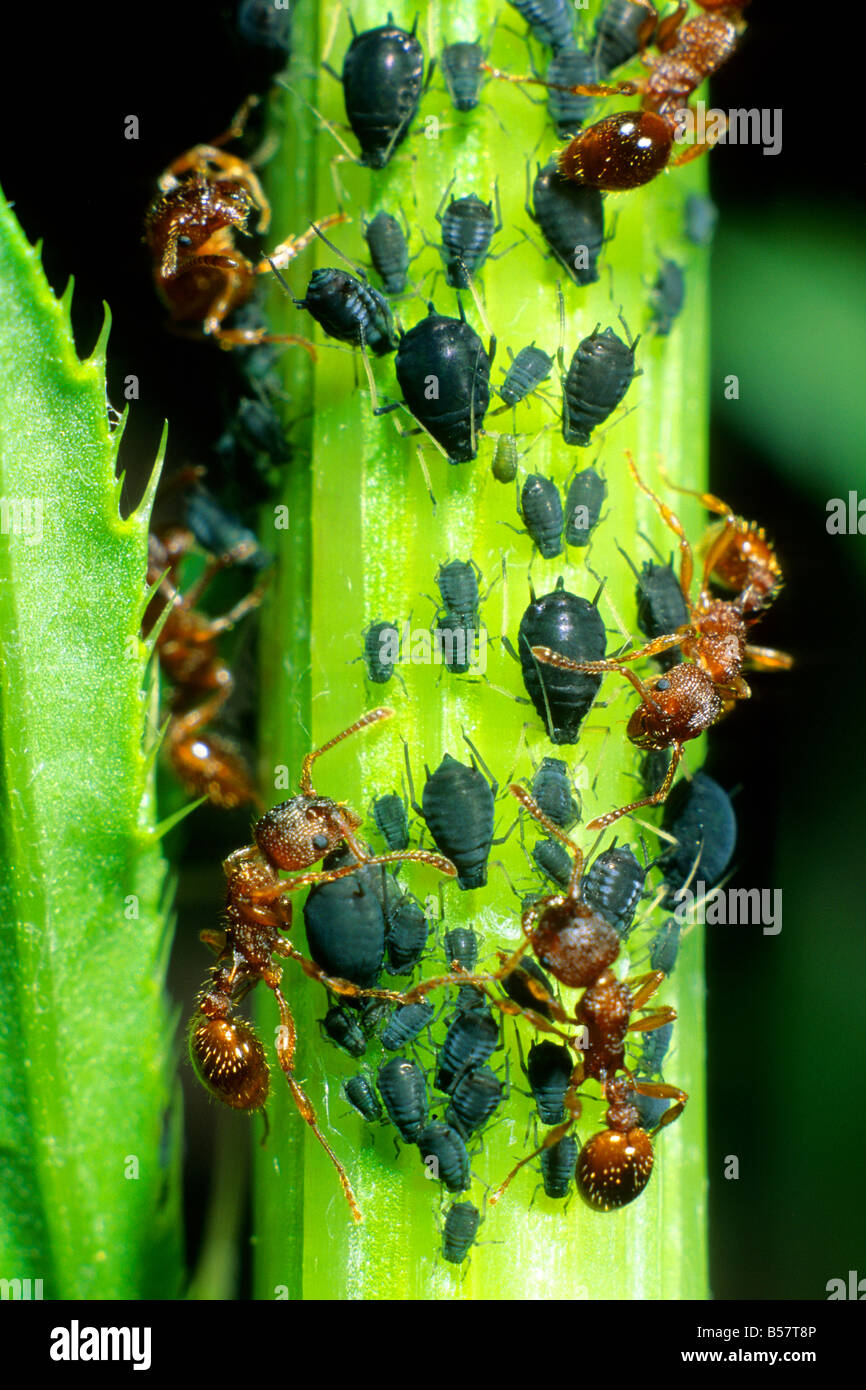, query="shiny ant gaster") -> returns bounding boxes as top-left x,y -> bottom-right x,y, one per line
188,708 -> 456,1222
145,97 -> 346,347
532,453 -> 791,830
